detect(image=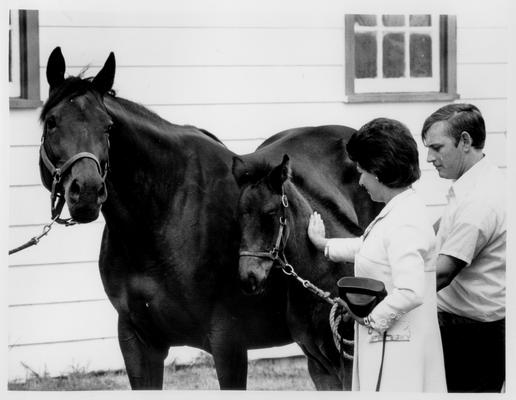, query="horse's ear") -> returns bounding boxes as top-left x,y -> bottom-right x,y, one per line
268,154 -> 291,194
232,157 -> 251,187
46,47 -> 65,91
92,52 -> 116,94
